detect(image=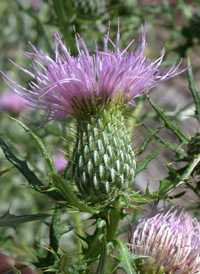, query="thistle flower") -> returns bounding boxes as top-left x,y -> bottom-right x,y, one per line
1,21 -> 188,204
1,20 -> 186,125
129,207 -> 200,274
